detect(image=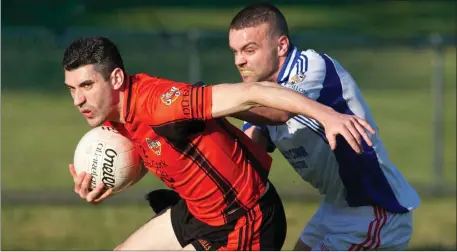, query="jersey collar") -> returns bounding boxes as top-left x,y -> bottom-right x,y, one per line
276,45 -> 300,84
